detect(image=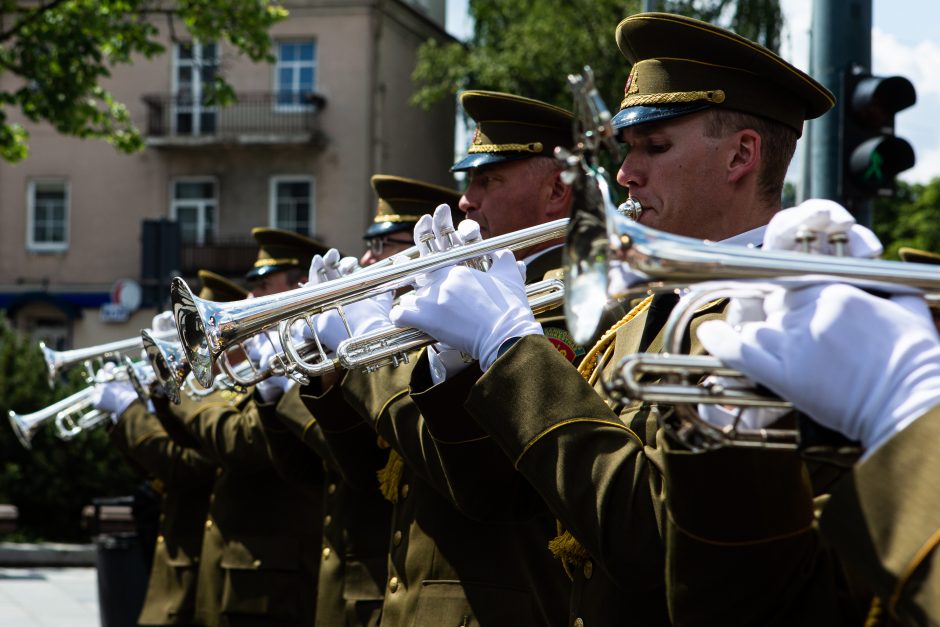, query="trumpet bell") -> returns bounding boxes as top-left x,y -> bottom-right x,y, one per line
171,278 -> 217,389
142,330 -> 190,405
